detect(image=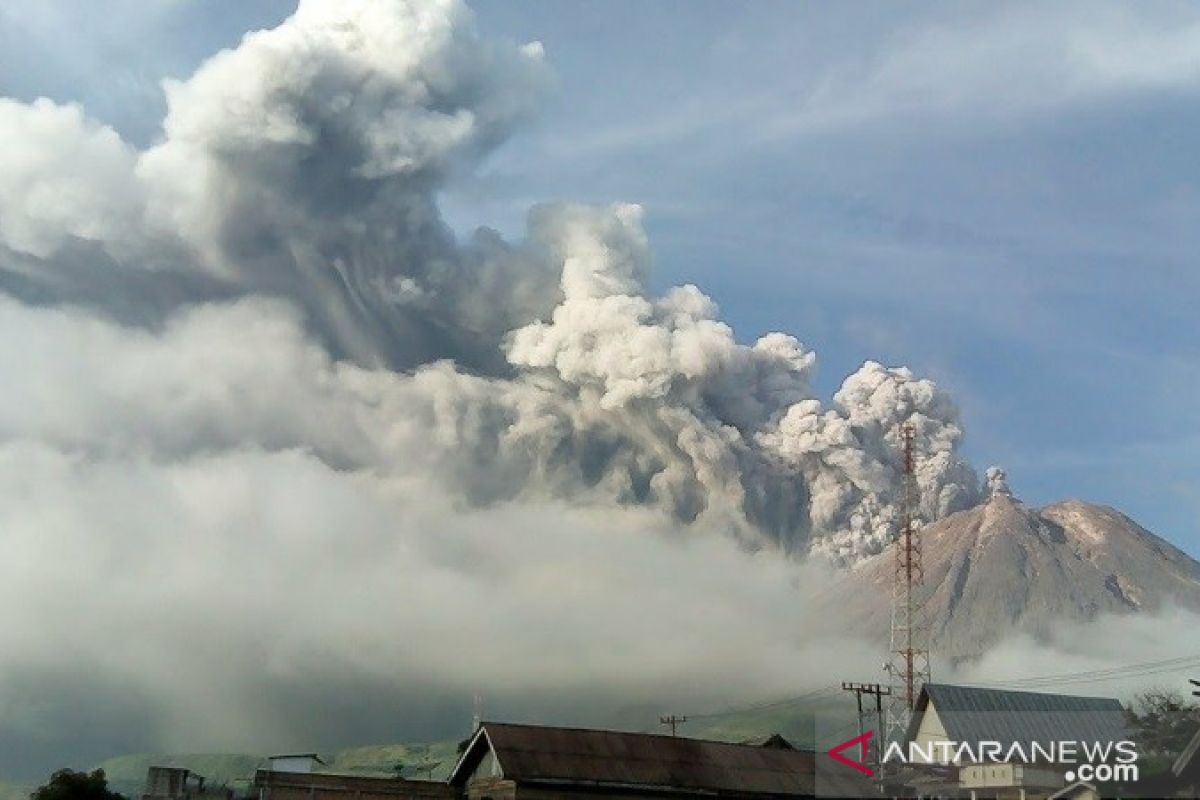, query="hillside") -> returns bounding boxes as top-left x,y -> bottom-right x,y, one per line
825,492 -> 1200,656
326,741 -> 463,780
